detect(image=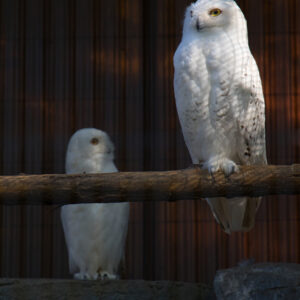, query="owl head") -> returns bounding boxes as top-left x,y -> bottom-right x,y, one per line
66,128 -> 115,173
183,0 -> 246,36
